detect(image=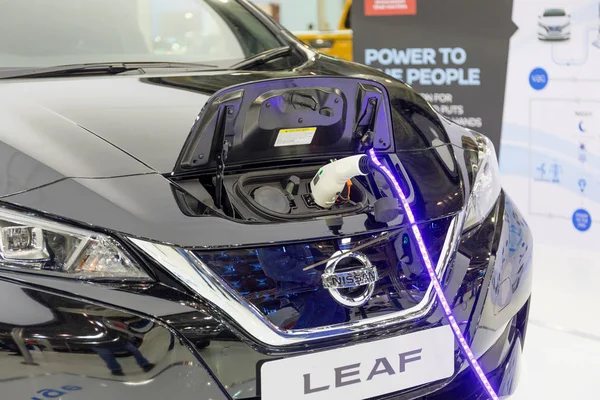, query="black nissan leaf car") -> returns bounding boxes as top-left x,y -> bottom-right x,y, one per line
0,1 -> 531,399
